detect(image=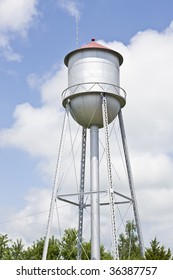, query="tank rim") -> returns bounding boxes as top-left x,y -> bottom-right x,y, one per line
64,47 -> 123,67
62,91 -> 126,109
